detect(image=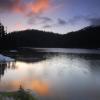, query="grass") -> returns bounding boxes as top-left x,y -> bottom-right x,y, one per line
0,86 -> 37,100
